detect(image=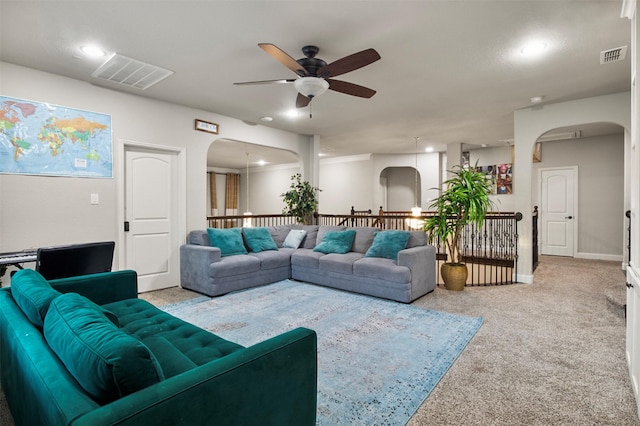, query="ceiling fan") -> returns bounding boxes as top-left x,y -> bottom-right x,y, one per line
234,43 -> 381,109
